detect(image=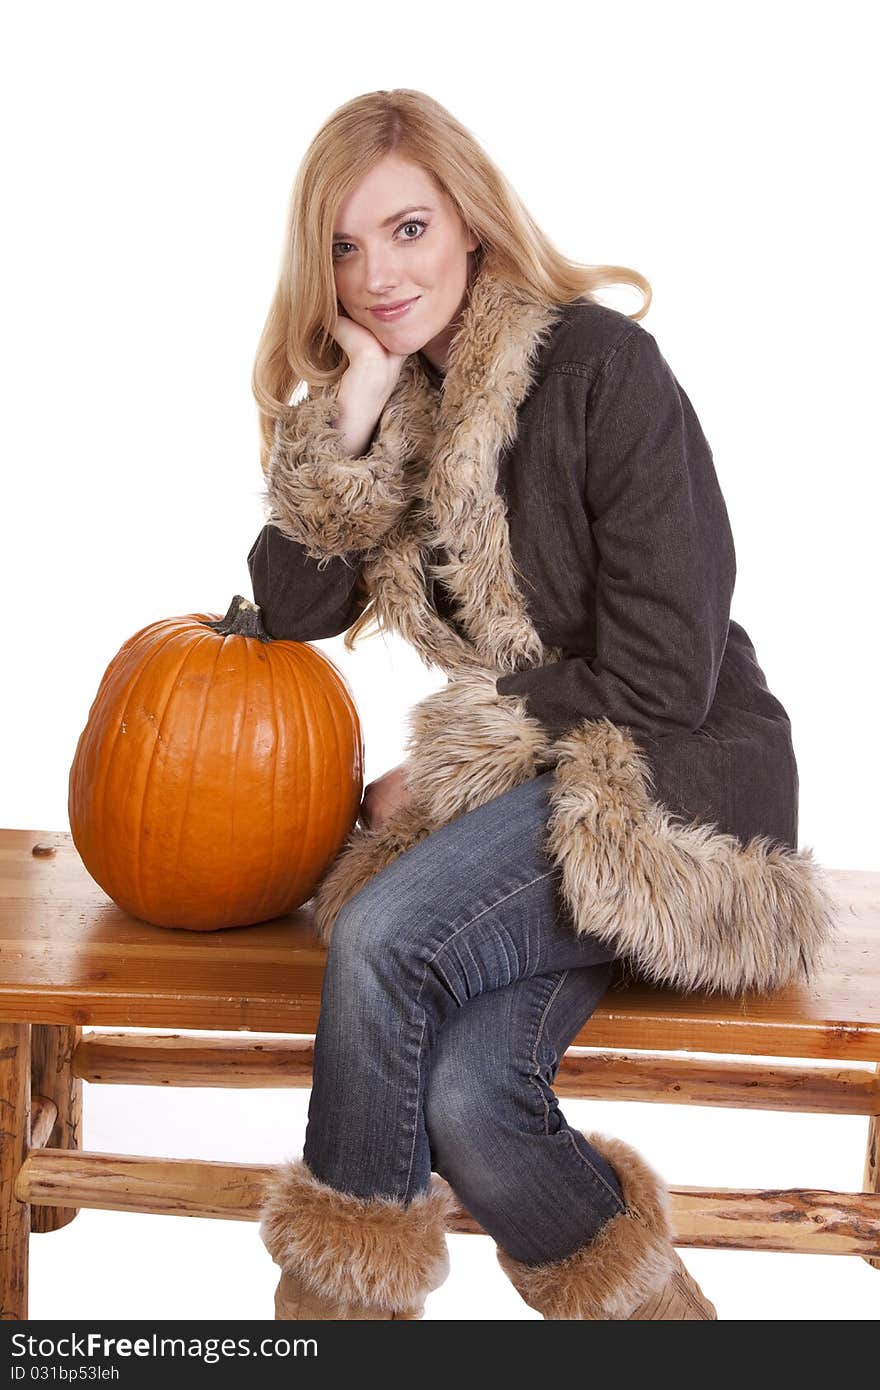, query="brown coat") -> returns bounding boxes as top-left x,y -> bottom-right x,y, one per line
249,266 -> 837,998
